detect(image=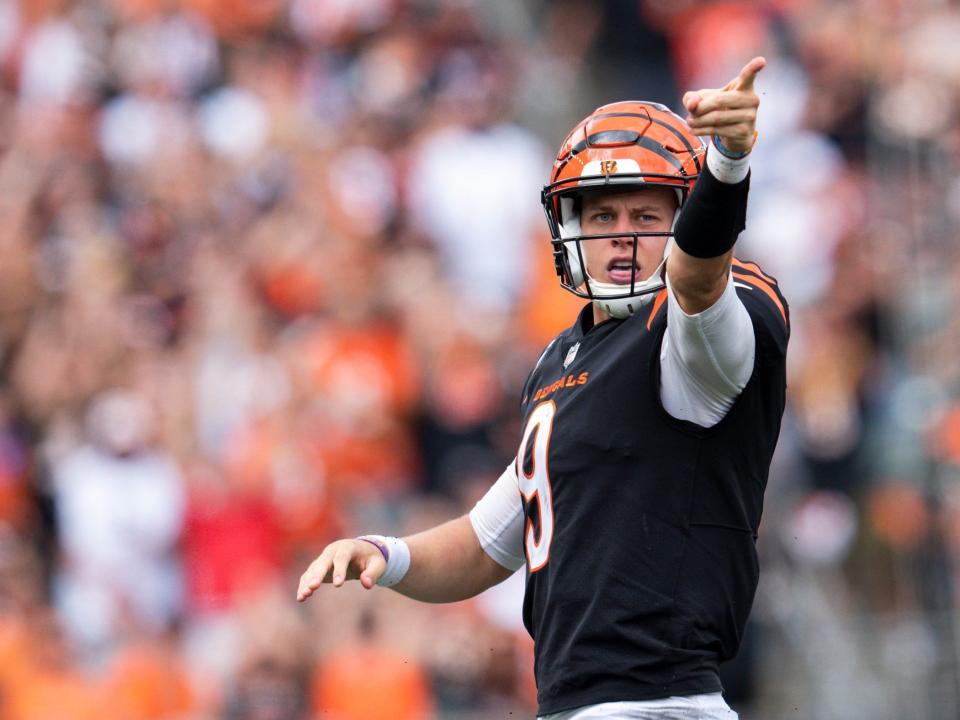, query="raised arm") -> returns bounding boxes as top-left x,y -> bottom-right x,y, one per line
666,56 -> 765,314
658,58 -> 766,427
